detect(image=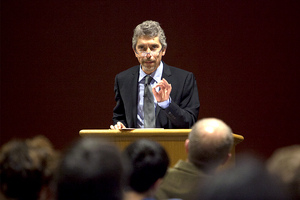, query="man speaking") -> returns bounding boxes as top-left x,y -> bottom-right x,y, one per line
111,20 -> 200,129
